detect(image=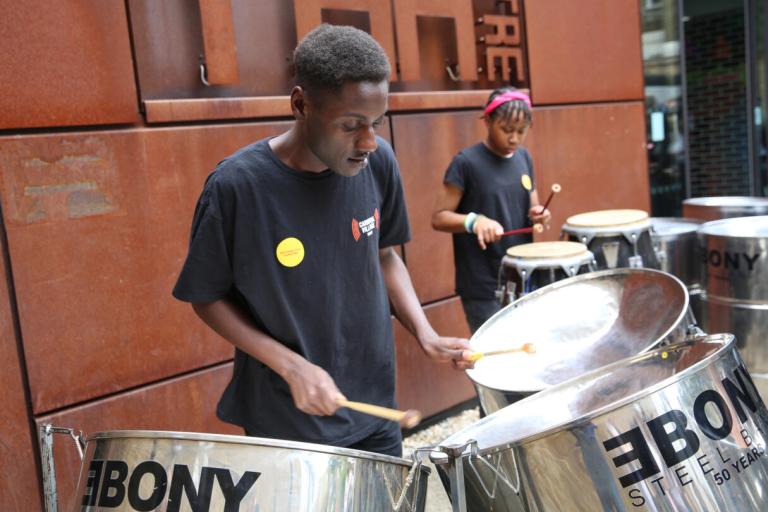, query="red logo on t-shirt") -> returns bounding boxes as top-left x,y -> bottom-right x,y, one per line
352,209 -> 379,241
